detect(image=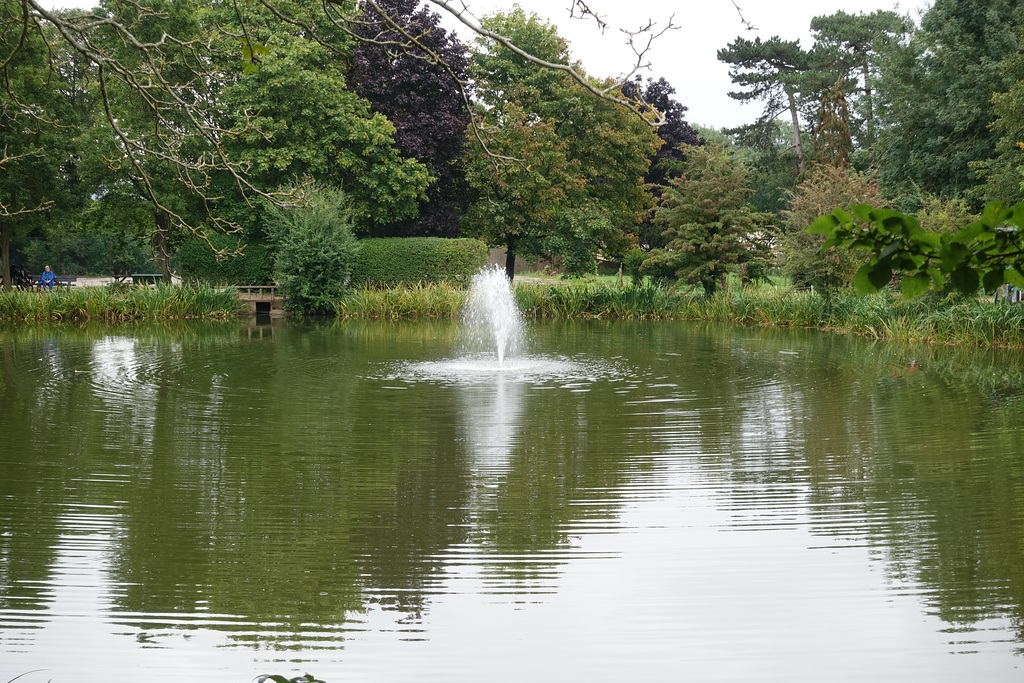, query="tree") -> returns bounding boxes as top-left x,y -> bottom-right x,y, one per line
723,119 -> 800,215
0,3 -> 78,287
874,0 -> 1020,204
779,163 -> 882,293
349,0 -> 472,237
809,10 -> 911,159
218,15 -> 432,229
811,80 -> 853,168
463,7 -> 659,281
642,142 -> 765,295
972,12 -> 1024,206
622,75 -> 703,249
718,36 -> 810,174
